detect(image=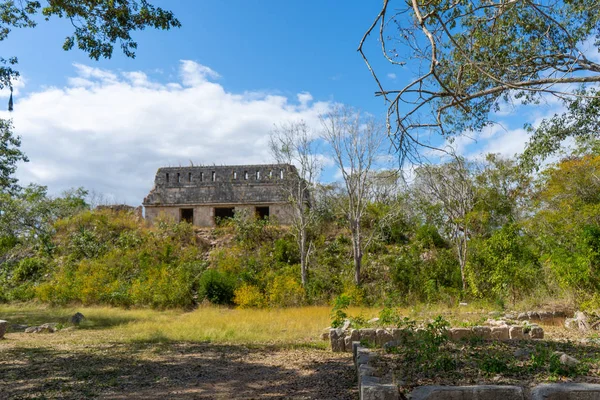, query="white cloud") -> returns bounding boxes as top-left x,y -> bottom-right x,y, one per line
1,61 -> 332,205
